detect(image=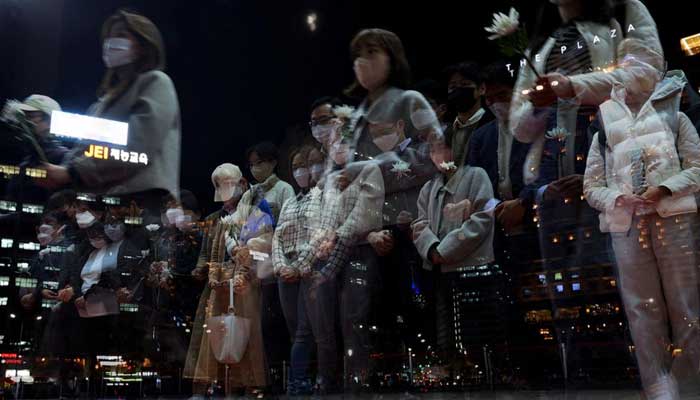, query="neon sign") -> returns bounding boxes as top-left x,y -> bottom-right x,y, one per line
84,144 -> 148,165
